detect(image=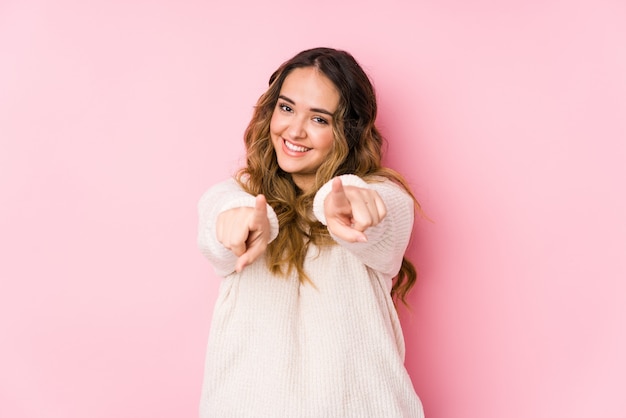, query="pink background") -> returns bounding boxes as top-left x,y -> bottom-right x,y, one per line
1,0 -> 625,417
